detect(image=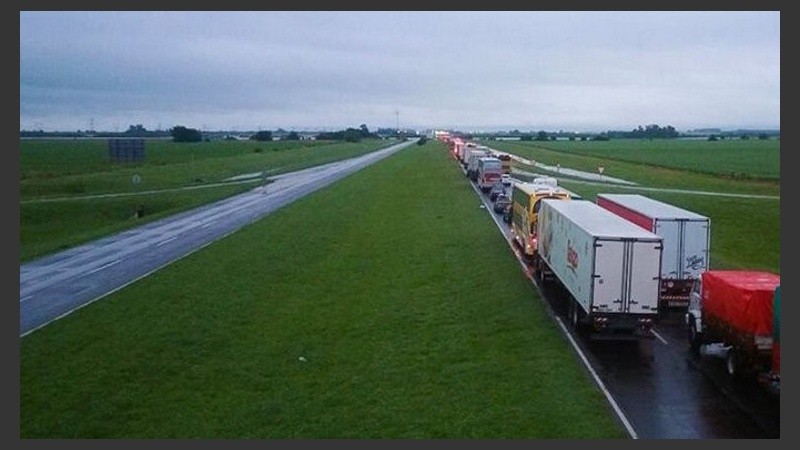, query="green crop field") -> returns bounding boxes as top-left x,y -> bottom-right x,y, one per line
490,139 -> 779,180
21,139 -> 394,198
20,141 -> 626,438
19,138 -> 397,262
